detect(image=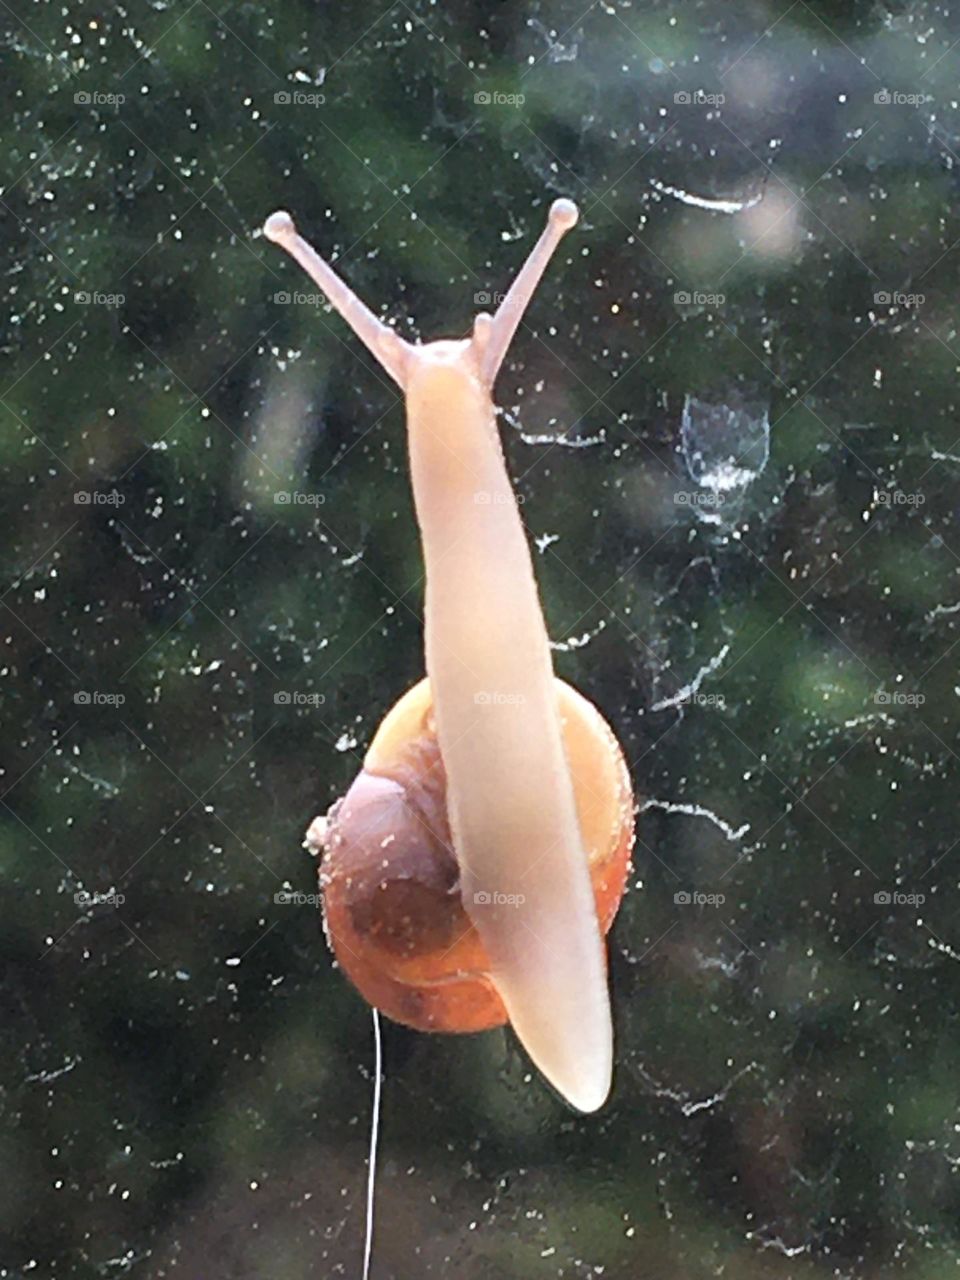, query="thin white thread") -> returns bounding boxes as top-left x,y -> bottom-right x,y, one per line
362,1008 -> 383,1280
